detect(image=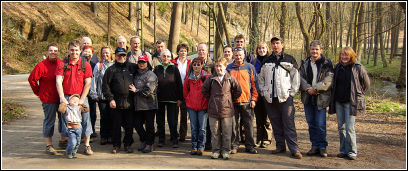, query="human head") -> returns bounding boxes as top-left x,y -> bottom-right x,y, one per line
223,46 -> 233,62
197,43 -> 208,60
256,42 -> 270,56
130,35 -> 141,51
100,46 -> 113,62
233,47 -> 245,65
270,36 -> 284,54
115,48 -> 127,63
155,40 -> 166,54
82,45 -> 94,58
309,40 -> 323,61
215,57 -> 227,75
68,40 -> 81,60
80,36 -> 92,50
177,43 -> 189,59
160,49 -> 172,66
339,47 -> 357,65
137,55 -> 149,70
47,43 -> 59,60
234,34 -> 246,48
117,35 -> 127,49
191,58 -> 203,74
68,94 -> 80,106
